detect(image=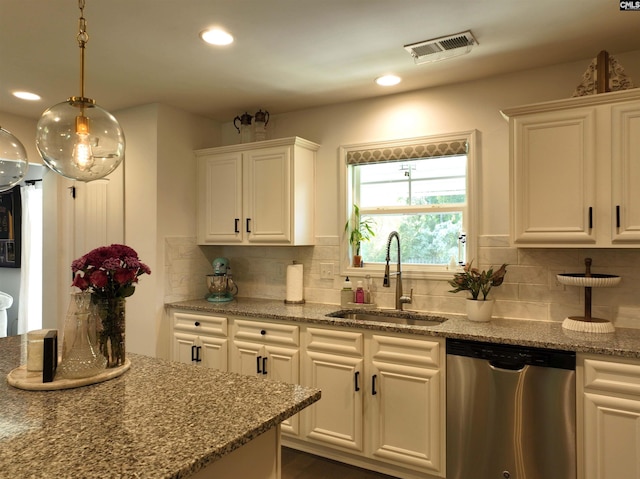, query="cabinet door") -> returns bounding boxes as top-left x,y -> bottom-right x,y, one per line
200,335 -> 228,371
583,393 -> 640,479
582,356 -> 640,479
368,335 -> 444,474
172,331 -> 198,365
244,146 -> 291,243
197,153 -> 243,244
511,108 -> 597,245
231,340 -> 263,376
265,345 -> 300,436
611,101 -> 640,243
302,328 -> 365,452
